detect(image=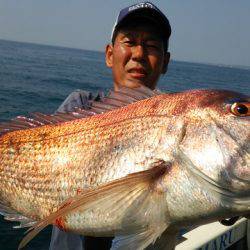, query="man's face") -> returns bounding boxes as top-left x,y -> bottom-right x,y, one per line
106,23 -> 170,90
